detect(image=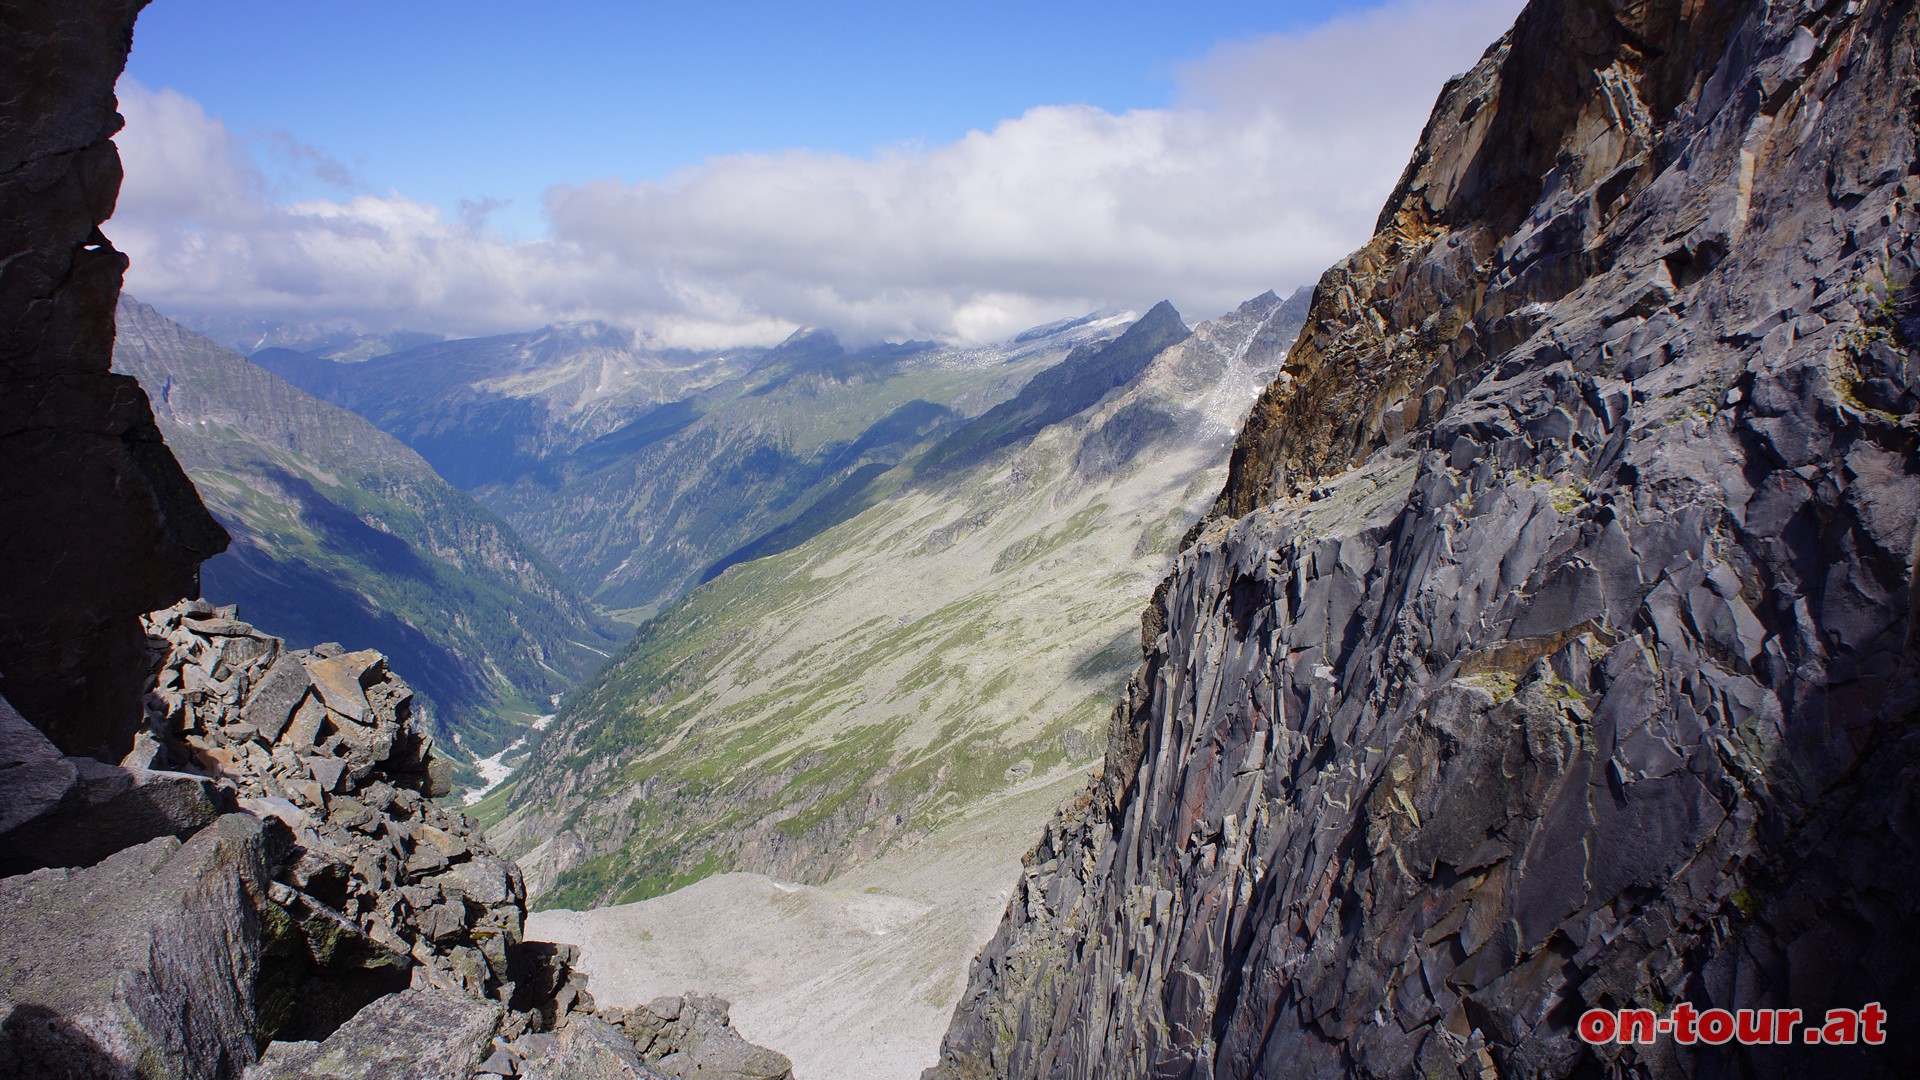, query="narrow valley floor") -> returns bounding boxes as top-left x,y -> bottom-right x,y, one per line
528,764 -> 1093,1079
